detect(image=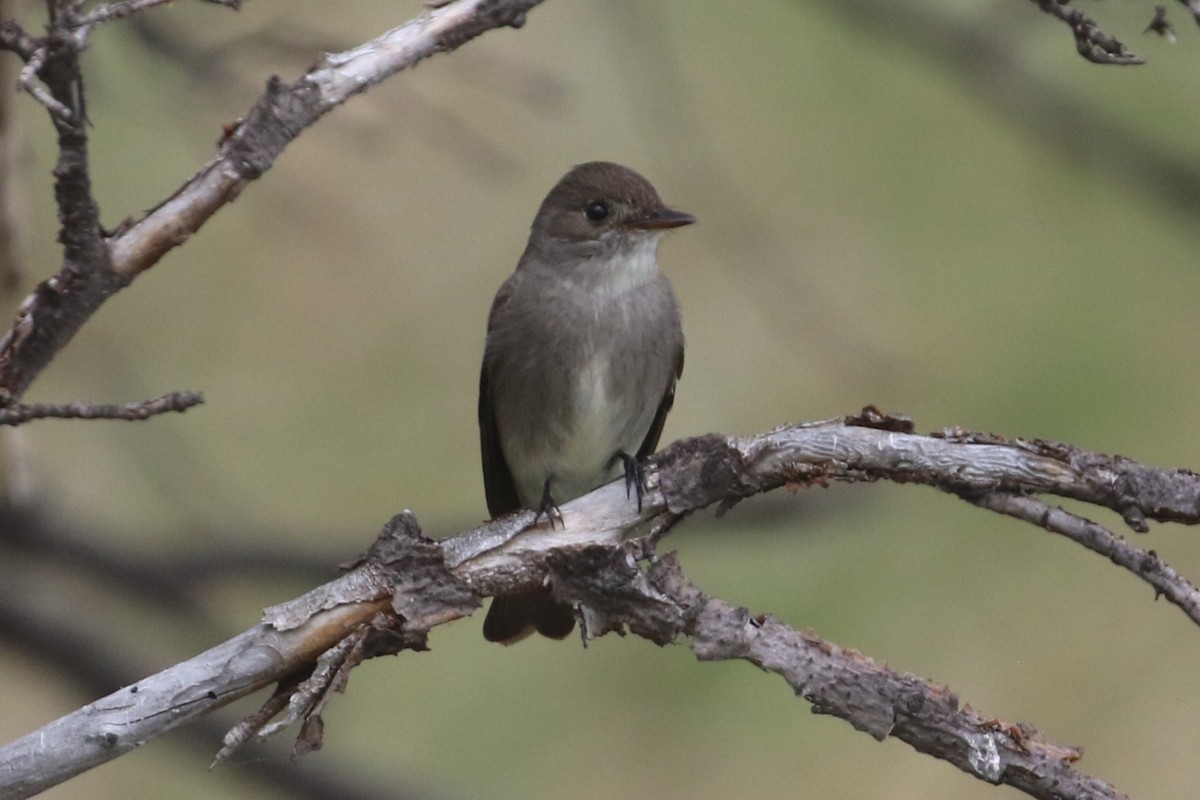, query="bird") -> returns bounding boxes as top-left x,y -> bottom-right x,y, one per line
478,161 -> 692,644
